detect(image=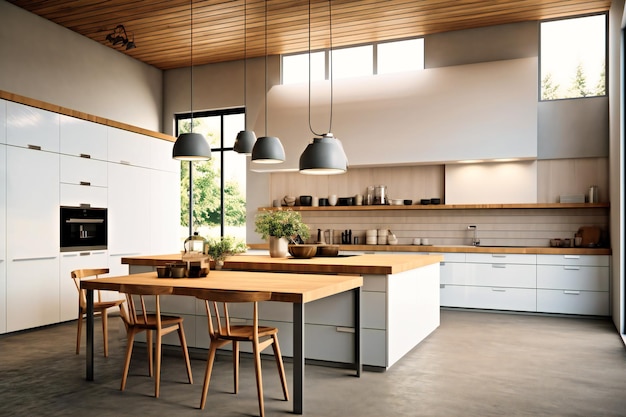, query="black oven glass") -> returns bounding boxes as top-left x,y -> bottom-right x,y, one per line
60,206 -> 107,252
